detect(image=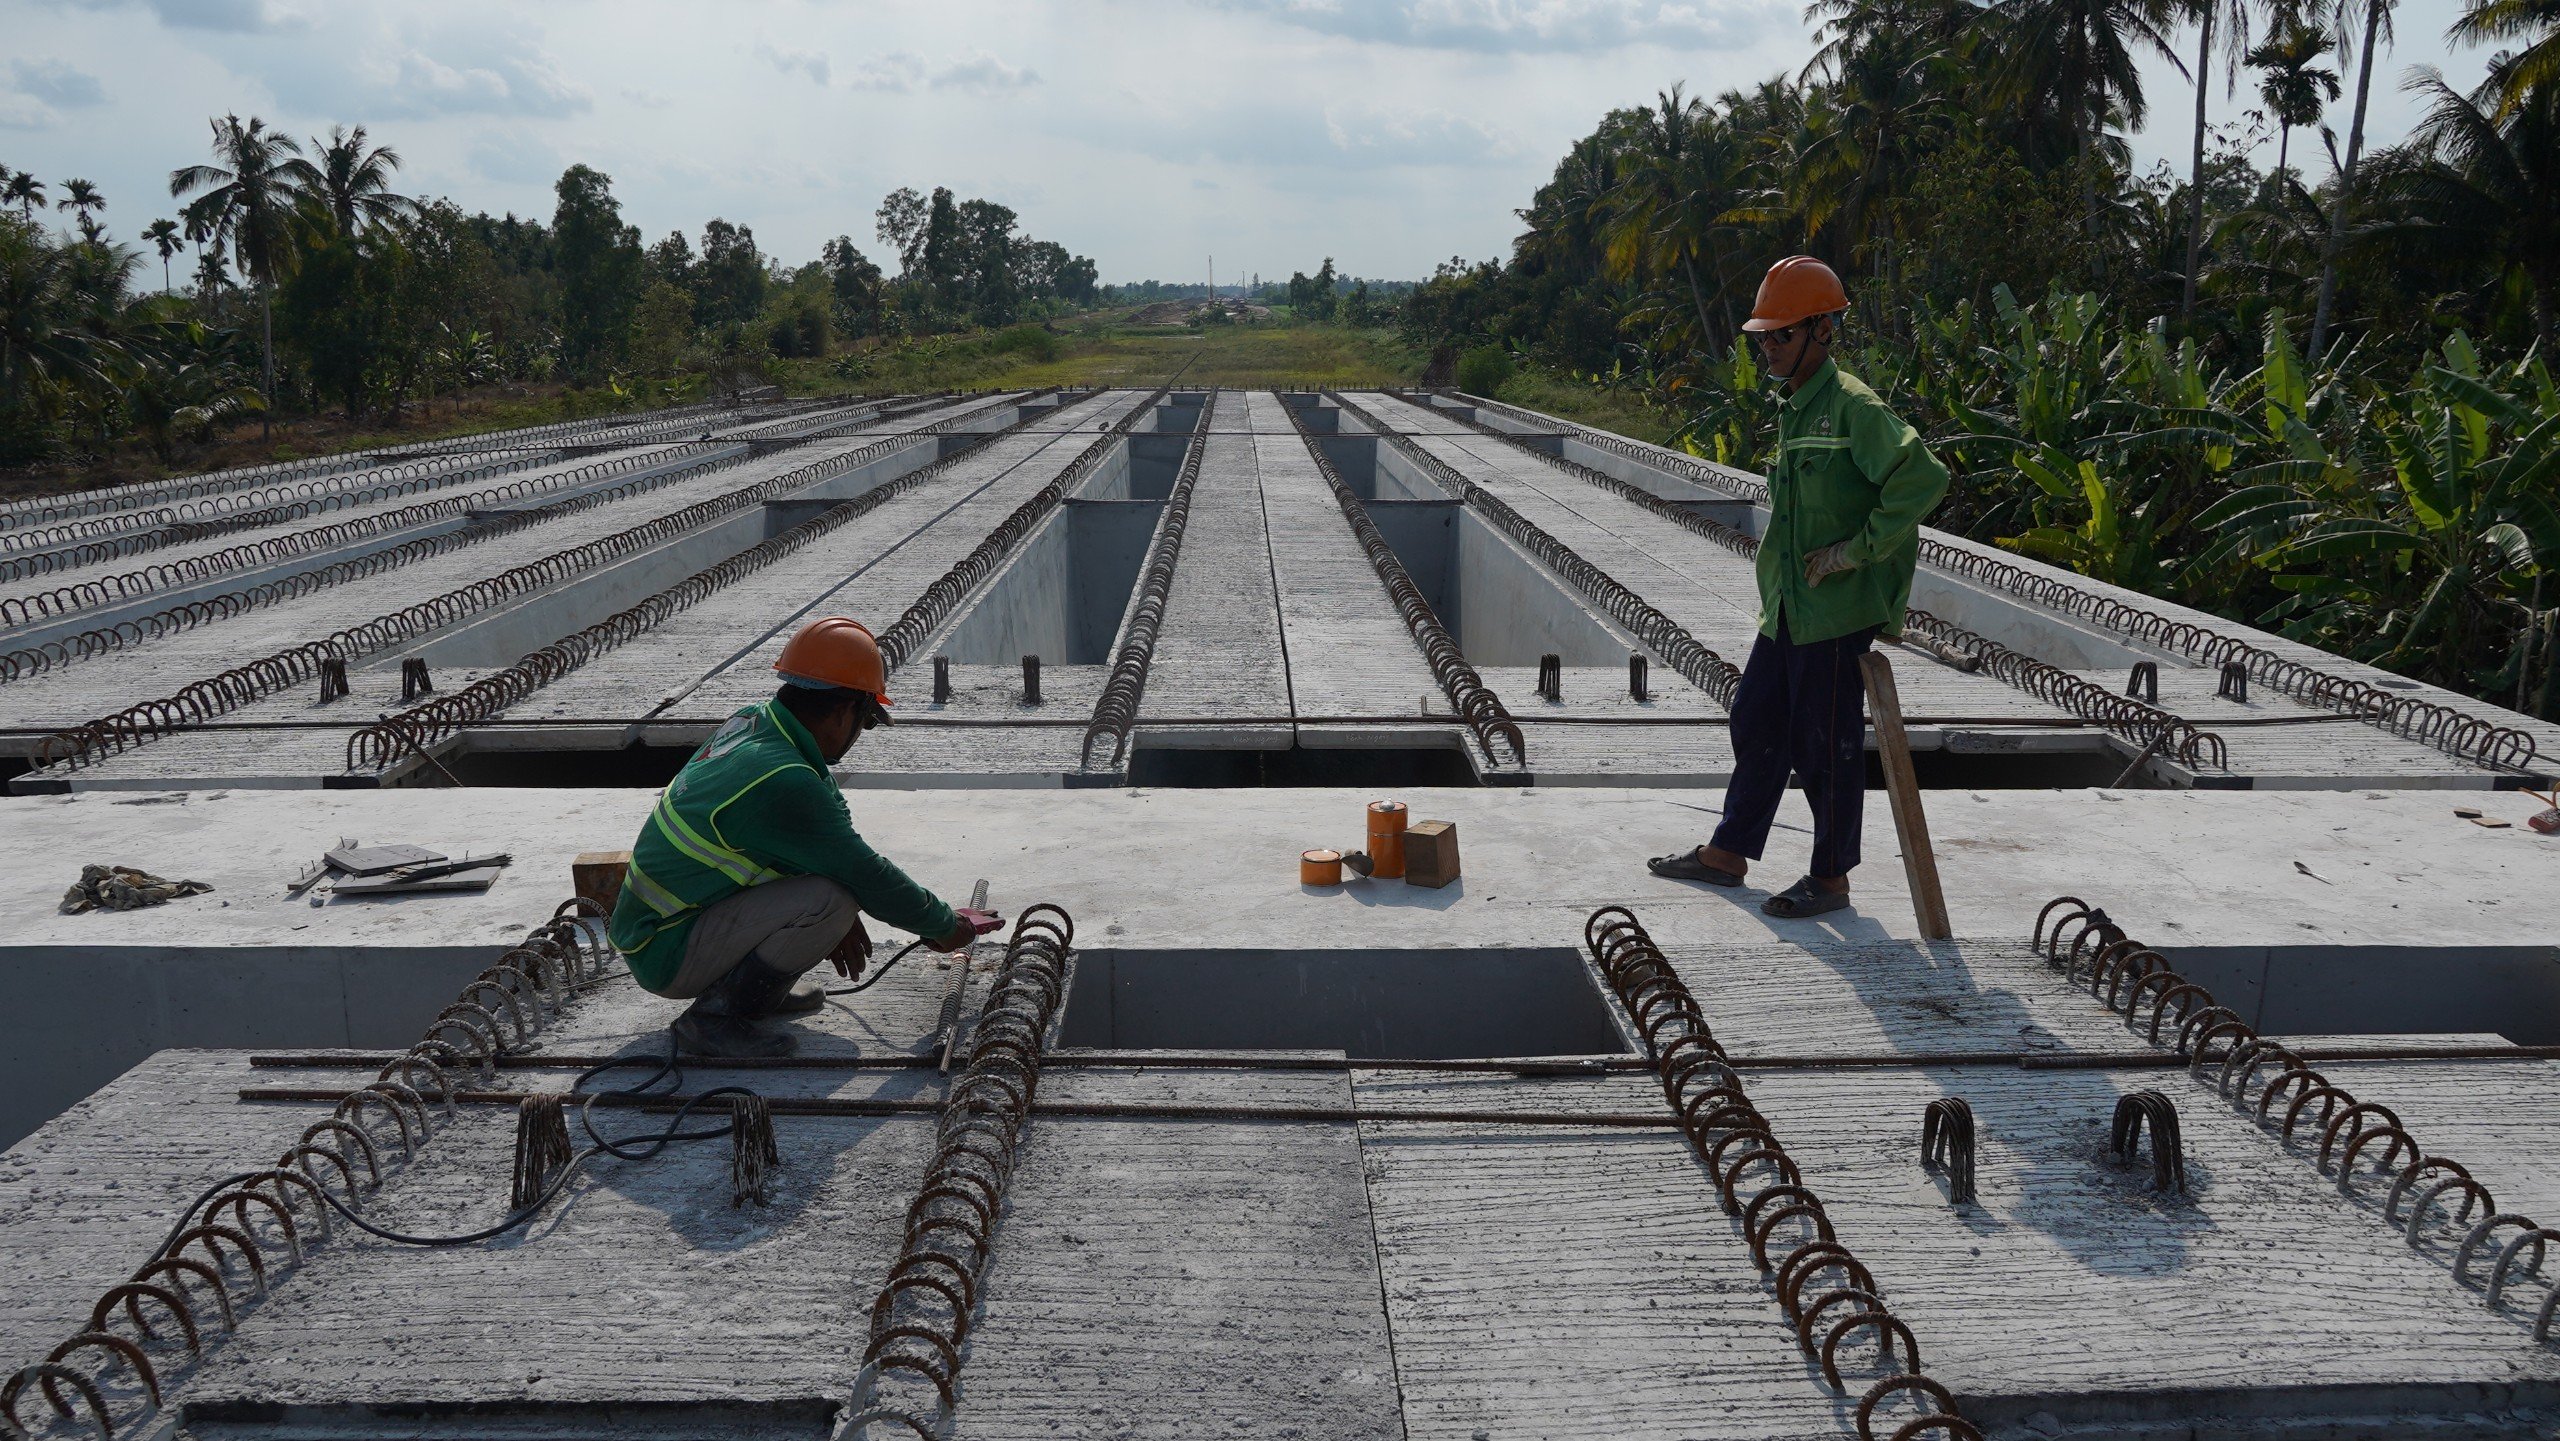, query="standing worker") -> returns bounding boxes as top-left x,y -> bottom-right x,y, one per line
608,617 -> 999,1057
1647,257 -> 1950,918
